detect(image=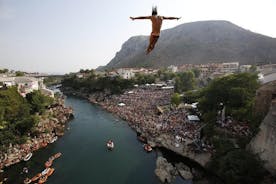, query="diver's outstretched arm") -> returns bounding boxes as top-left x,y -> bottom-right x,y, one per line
130,16 -> 151,20
162,16 -> 181,20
